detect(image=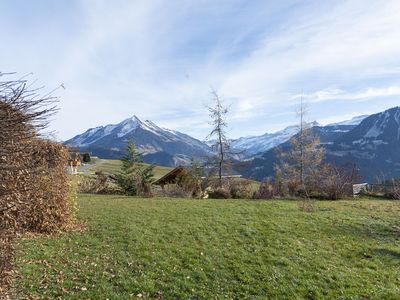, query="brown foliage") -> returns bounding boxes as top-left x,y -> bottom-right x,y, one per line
276,127 -> 325,198
383,180 -> 400,200
0,232 -> 14,299
229,180 -> 253,199
157,184 -> 195,198
0,74 -> 73,297
176,169 -> 202,198
276,125 -> 357,200
207,187 -> 231,199
78,172 -> 122,195
252,182 -> 276,199
317,164 -> 357,200
21,140 -> 74,233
